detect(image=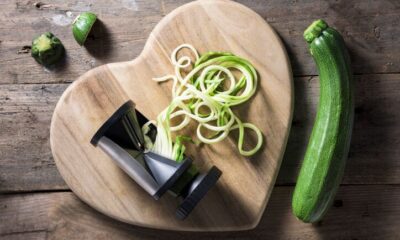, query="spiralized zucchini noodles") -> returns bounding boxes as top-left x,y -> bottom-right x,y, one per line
142,44 -> 263,161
